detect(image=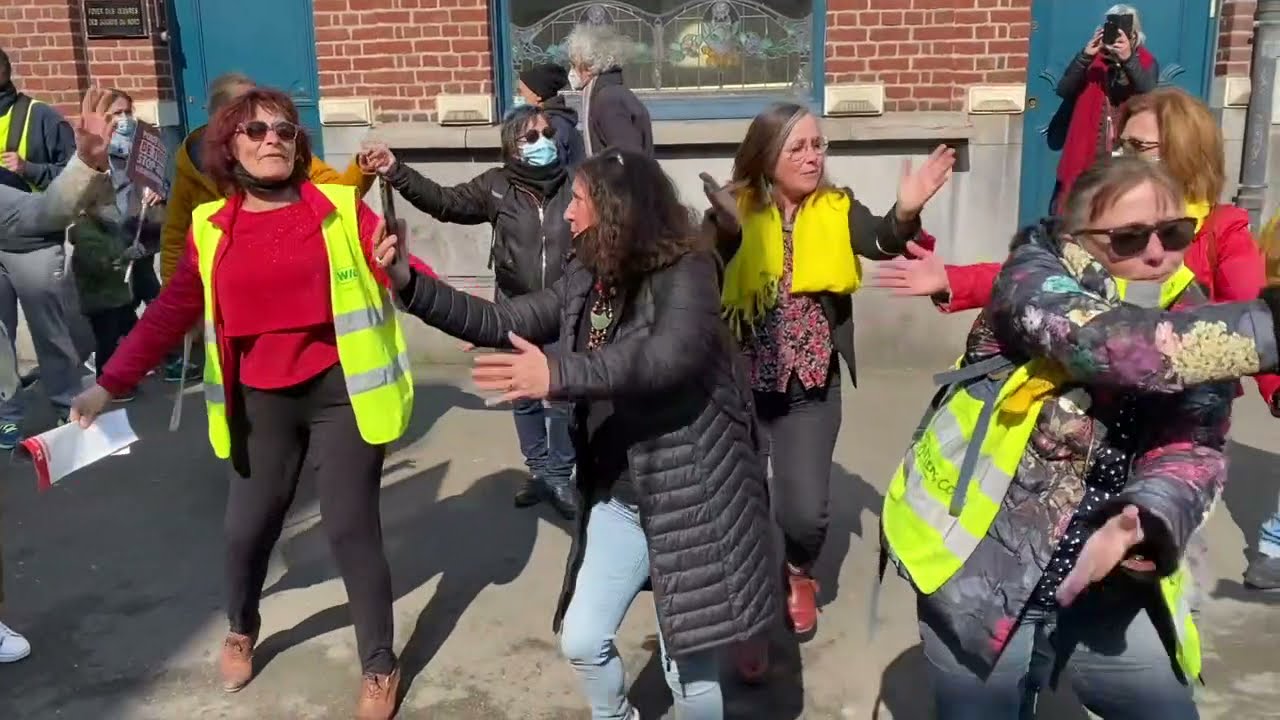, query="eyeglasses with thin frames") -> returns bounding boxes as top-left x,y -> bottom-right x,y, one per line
784,137 -> 829,161
237,120 -> 300,143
